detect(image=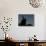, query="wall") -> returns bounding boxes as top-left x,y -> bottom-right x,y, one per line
44,15 -> 46,40
0,0 -> 46,40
